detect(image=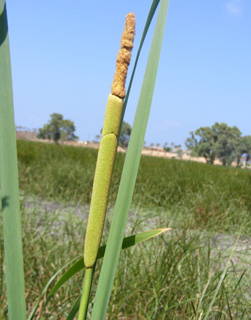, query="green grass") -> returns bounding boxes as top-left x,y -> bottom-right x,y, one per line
2,139 -> 250,318
17,140 -> 251,235
1,193 -> 250,319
